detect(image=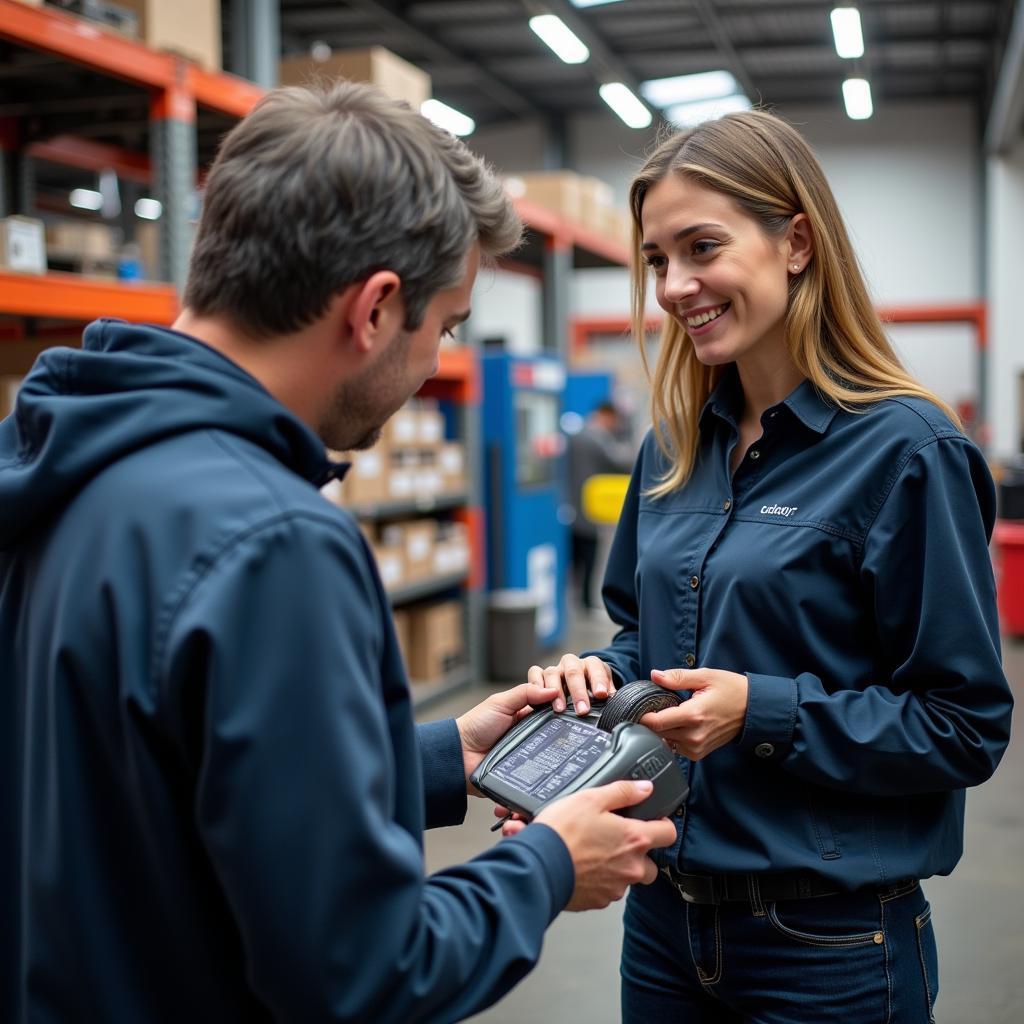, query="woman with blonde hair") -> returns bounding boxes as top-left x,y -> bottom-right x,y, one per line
527,110 -> 1013,1021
